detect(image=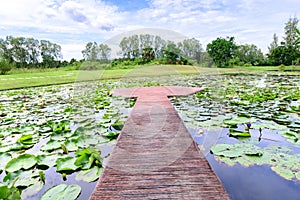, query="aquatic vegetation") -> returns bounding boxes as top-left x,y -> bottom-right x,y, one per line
0,73 -> 299,199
